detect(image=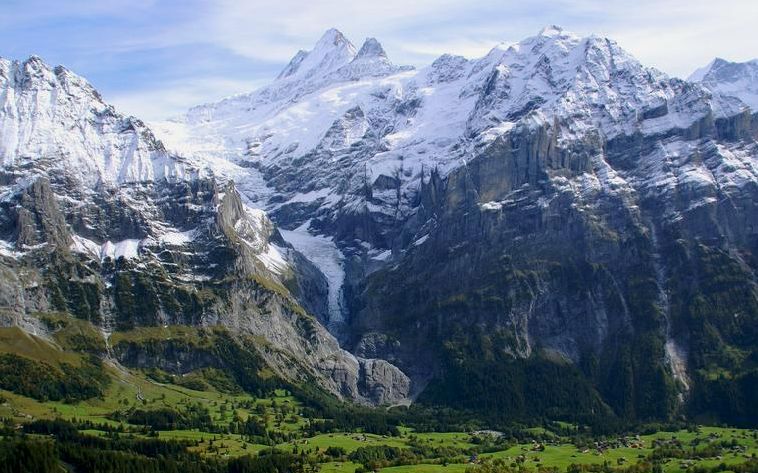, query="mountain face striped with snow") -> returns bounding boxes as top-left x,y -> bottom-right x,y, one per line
690,57 -> 758,111
0,56 -> 191,187
2,26 -> 758,422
